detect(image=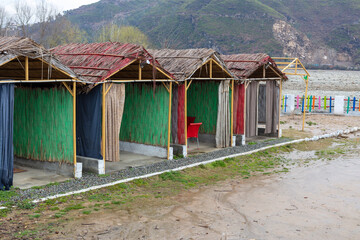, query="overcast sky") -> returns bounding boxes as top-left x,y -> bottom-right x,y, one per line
1,0 -> 99,16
